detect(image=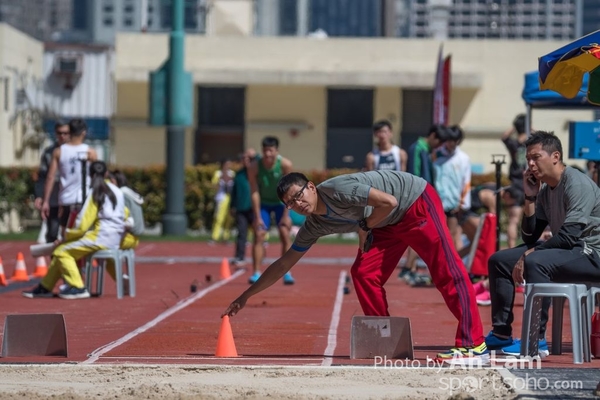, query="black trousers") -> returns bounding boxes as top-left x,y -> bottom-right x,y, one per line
234,210 -> 253,260
46,206 -> 60,243
488,242 -> 600,338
